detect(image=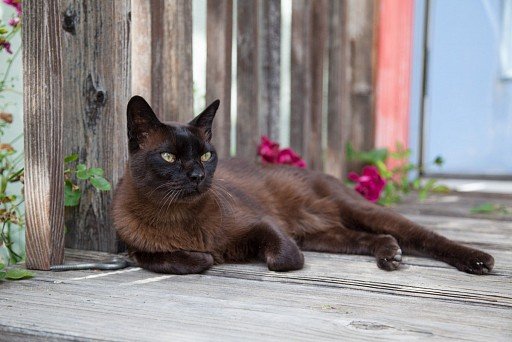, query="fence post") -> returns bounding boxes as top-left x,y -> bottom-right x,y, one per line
62,0 -> 131,252
259,0 -> 281,142
206,0 -> 233,158
290,0 -> 328,171
326,0 -> 377,178
23,1 -> 65,270
236,0 -> 259,159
